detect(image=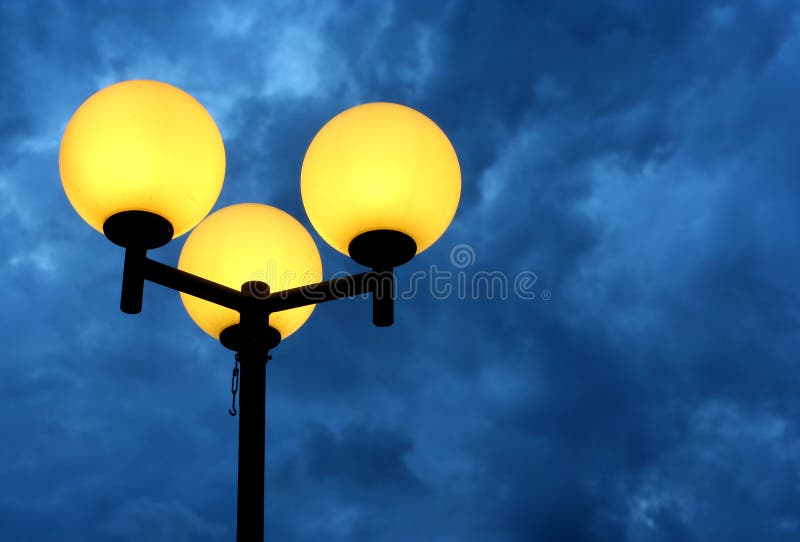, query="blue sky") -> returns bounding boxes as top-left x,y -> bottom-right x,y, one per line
2,1 -> 800,541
